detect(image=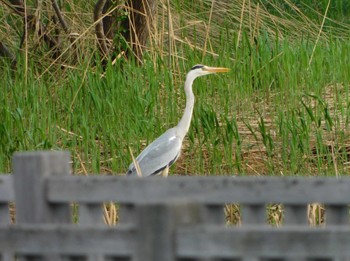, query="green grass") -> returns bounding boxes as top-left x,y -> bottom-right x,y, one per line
2,34 -> 350,176
1,1 -> 350,176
